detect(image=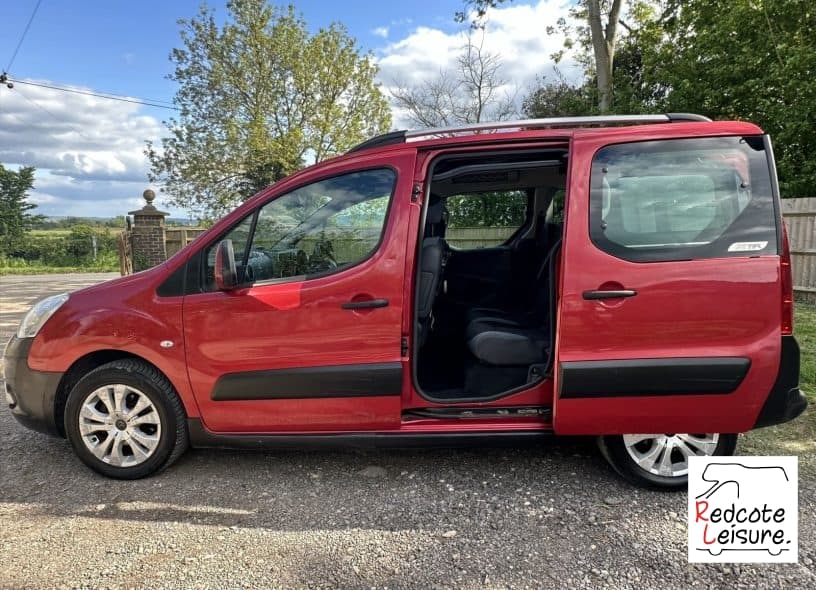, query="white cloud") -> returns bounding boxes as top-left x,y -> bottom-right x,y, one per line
376,0 -> 582,128
372,26 -> 389,39
0,80 -> 178,218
